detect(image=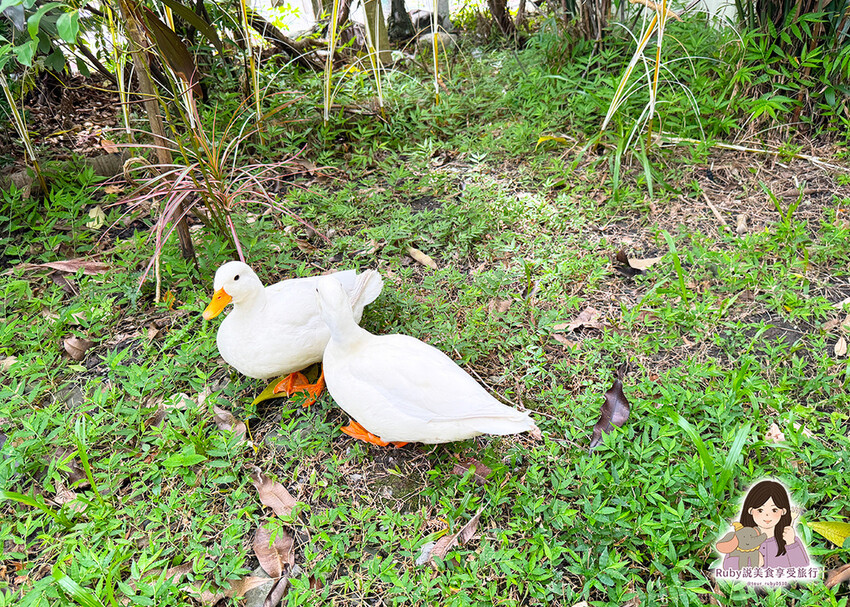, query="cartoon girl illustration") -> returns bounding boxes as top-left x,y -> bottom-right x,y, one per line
716,479 -> 810,570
